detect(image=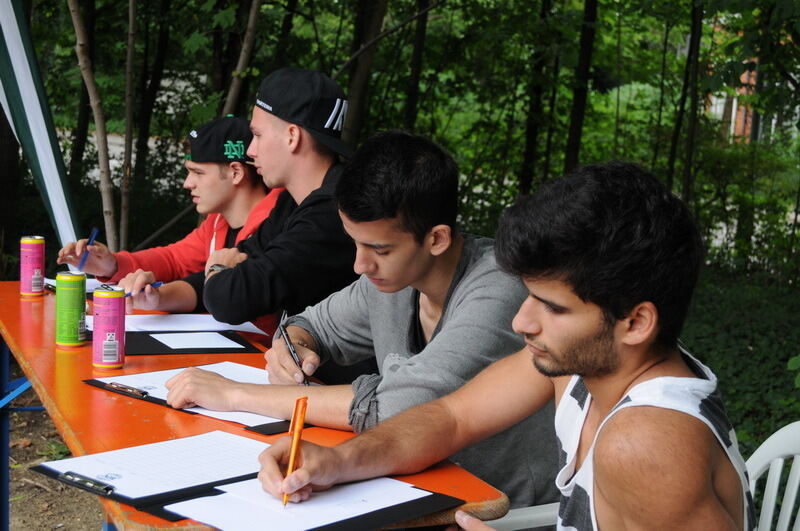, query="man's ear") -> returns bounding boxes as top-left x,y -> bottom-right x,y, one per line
228,162 -> 246,185
286,123 -> 302,153
427,224 -> 453,256
619,301 -> 659,347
